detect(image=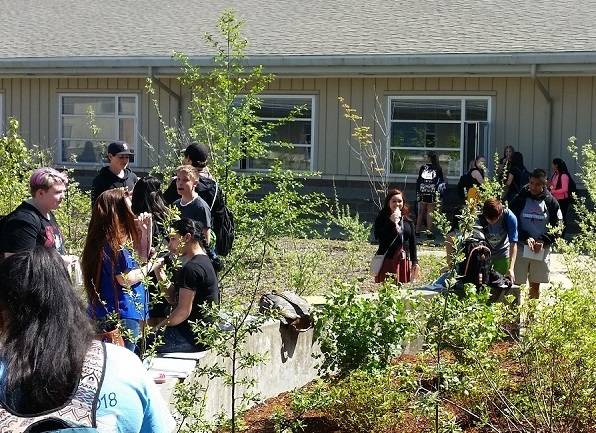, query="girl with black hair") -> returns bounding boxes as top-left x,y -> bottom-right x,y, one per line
549,158 -> 573,236
155,218 -> 220,353
131,175 -> 169,245
373,188 -> 420,283
504,151 -> 529,203
415,152 -> 444,236
0,247 -> 174,432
